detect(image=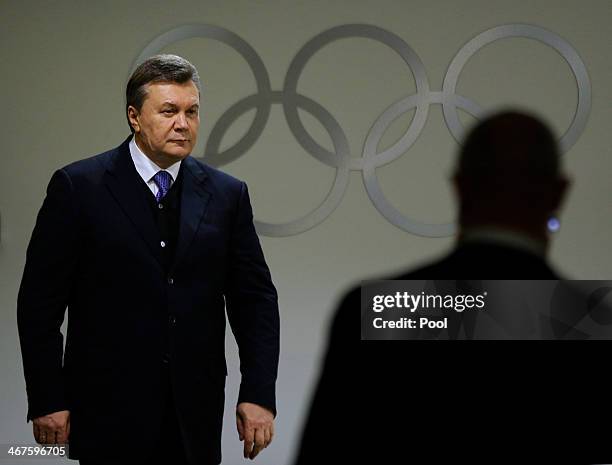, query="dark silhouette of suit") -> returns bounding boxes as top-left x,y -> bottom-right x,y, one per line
395,242 -> 559,280
294,242 -> 612,463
